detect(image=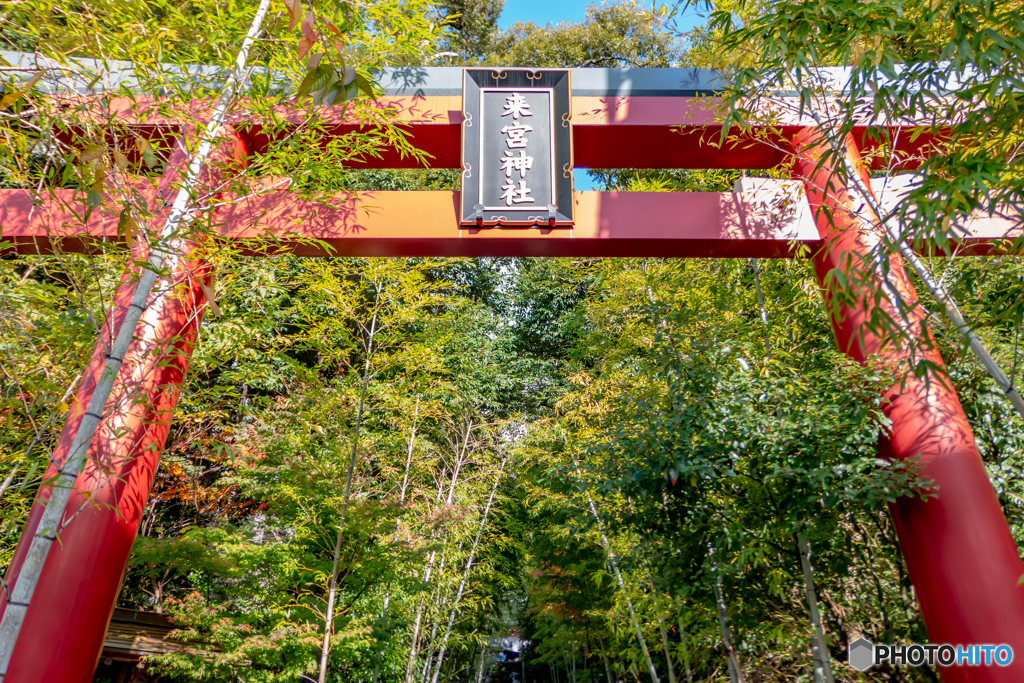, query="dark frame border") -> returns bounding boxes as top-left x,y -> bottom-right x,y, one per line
460,68 -> 573,227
